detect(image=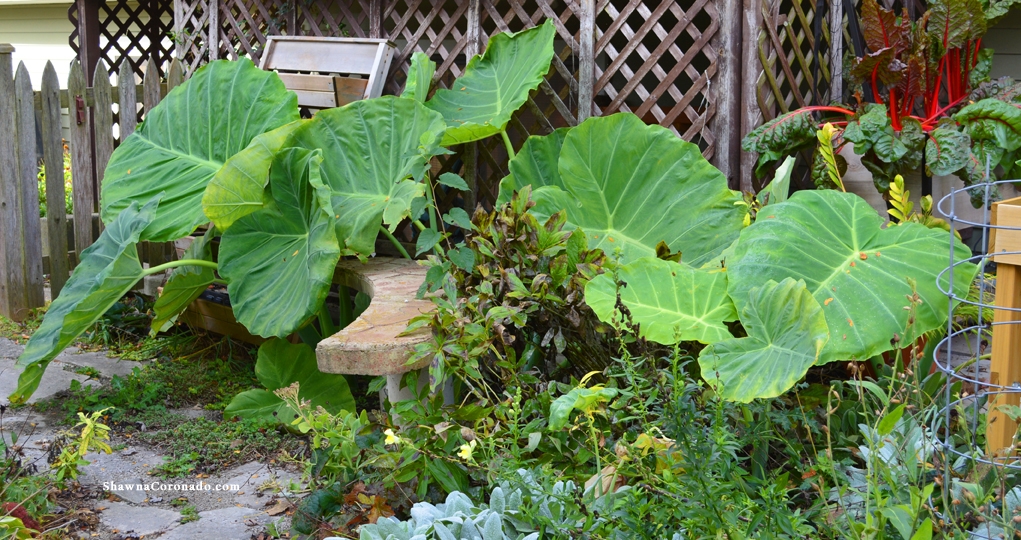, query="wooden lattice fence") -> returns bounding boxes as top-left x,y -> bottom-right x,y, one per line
64,0 -> 908,196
